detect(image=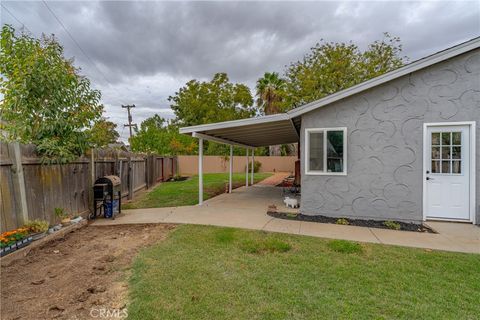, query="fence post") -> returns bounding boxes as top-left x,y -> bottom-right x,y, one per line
161,157 -> 165,181
88,148 -> 95,214
143,156 -> 148,190
145,154 -> 154,189
174,156 -> 178,177
8,142 -> 29,225
113,149 -> 119,176
127,155 -> 133,200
